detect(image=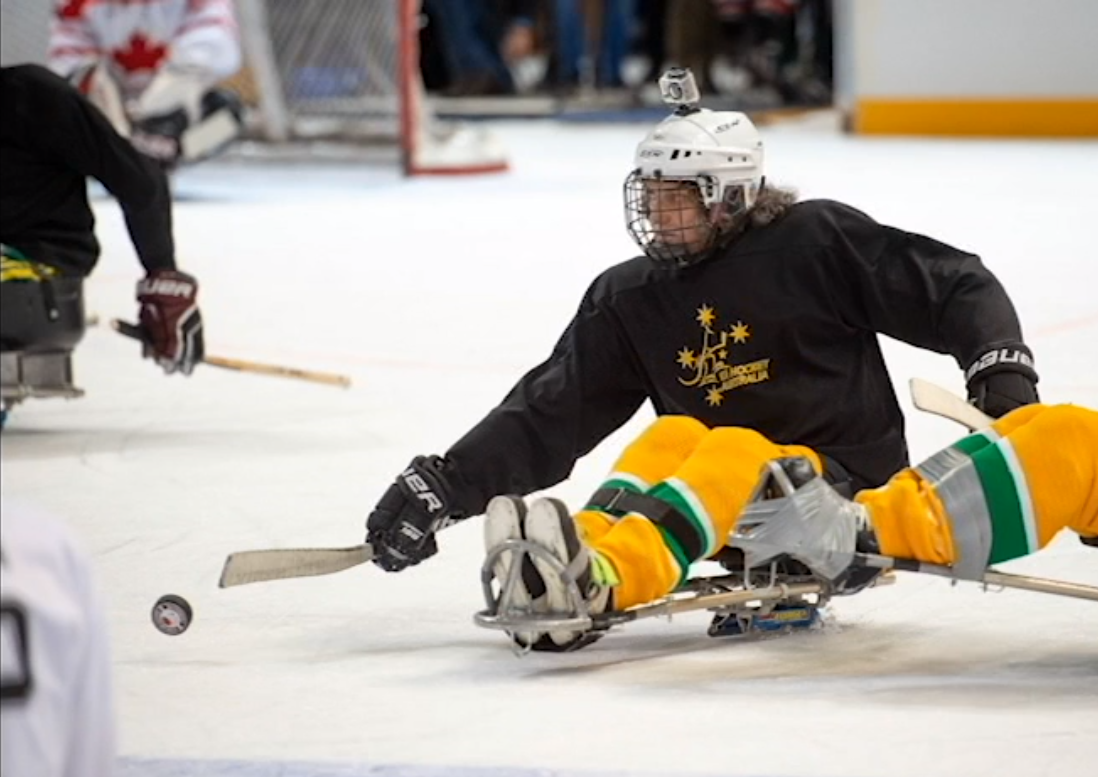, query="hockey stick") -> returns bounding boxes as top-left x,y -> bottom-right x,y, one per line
854,551 -> 1098,602
220,514 -> 468,587
218,543 -> 374,588
909,377 -> 992,430
112,319 -> 352,388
